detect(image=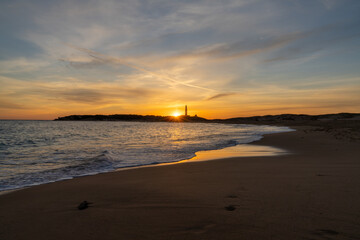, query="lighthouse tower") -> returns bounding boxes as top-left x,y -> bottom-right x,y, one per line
185,105 -> 188,116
